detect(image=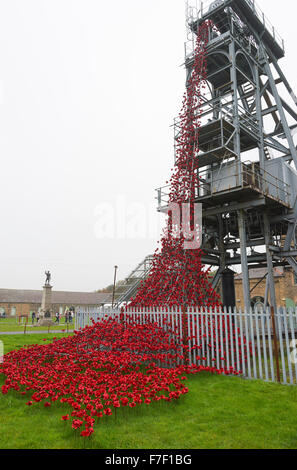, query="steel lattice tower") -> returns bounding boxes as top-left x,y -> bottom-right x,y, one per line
157,0 -> 297,311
